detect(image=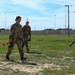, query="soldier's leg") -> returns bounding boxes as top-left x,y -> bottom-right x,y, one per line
26,40 -> 29,52
6,42 -> 14,60
70,37 -> 75,47
22,41 -> 25,48
6,48 -> 13,60
70,40 -> 75,47
16,40 -> 26,61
